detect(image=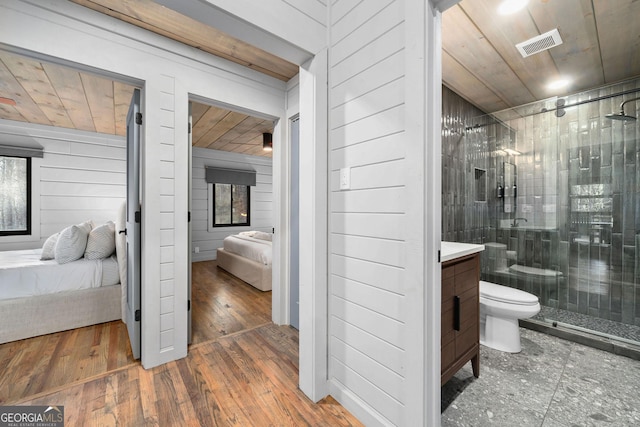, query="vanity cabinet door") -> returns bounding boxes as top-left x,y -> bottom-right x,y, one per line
441,265 -> 456,373
441,253 -> 480,385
